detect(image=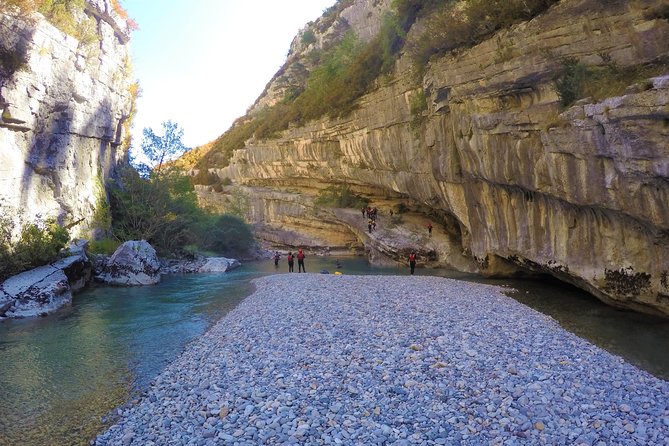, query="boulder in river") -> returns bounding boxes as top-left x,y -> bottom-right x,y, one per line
160,256 -> 241,274
197,257 -> 241,273
96,240 -> 161,286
